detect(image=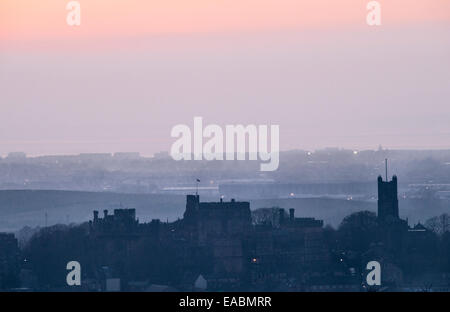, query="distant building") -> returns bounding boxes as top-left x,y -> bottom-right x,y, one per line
194,274 -> 208,290
219,182 -> 376,199
105,278 -> 121,292
113,152 -> 141,160
78,153 -> 112,161
152,151 -> 170,159
5,152 -> 27,162
7,152 -> 27,159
